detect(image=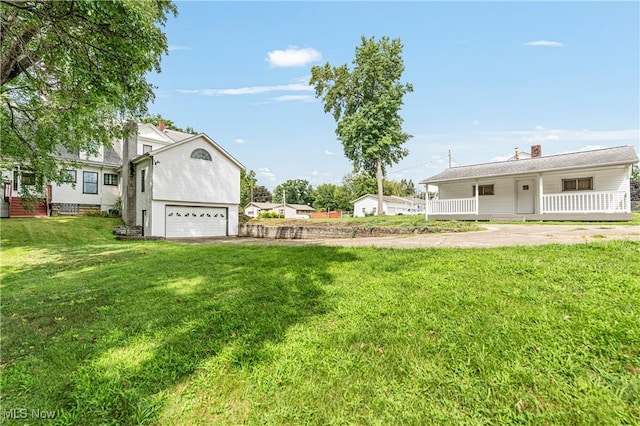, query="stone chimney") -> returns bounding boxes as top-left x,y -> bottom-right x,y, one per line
158,121 -> 165,131
121,120 -> 138,227
531,144 -> 542,158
